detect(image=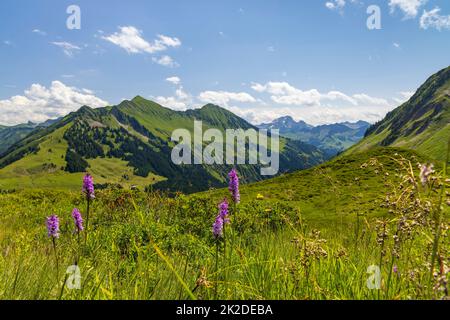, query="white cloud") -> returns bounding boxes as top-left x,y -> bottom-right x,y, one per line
352,93 -> 391,107
32,29 -> 47,36
228,104 -> 393,126
251,81 -> 391,107
244,81 -> 396,124
393,91 -> 415,104
154,86 -> 191,111
393,42 -> 401,48
325,0 -> 346,11
152,55 -> 179,68
389,0 -> 427,19
0,81 -> 108,126
102,26 -> 181,54
420,7 -> 450,30
251,81 -> 375,106
166,76 -> 181,85
157,34 -> 181,47
3,40 -> 12,46
51,41 -> 81,57
198,91 -> 256,107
